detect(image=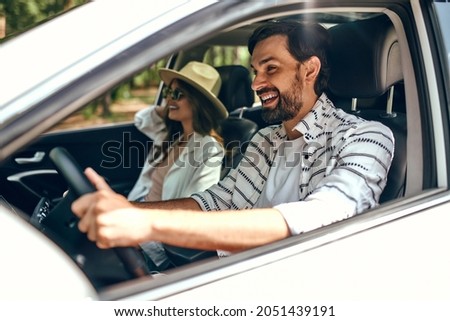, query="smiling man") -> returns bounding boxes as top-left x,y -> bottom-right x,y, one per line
72,21 -> 394,263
